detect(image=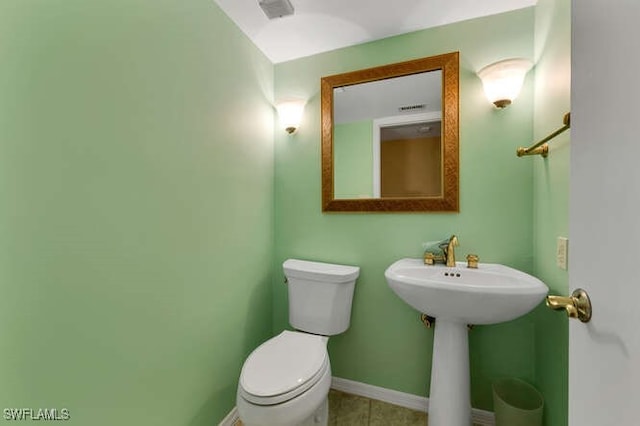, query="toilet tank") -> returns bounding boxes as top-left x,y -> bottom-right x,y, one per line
283,259 -> 359,336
